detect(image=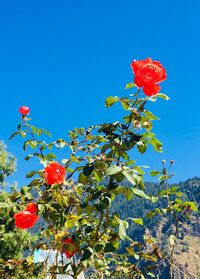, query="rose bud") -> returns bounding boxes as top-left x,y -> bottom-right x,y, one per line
19,106 -> 30,116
